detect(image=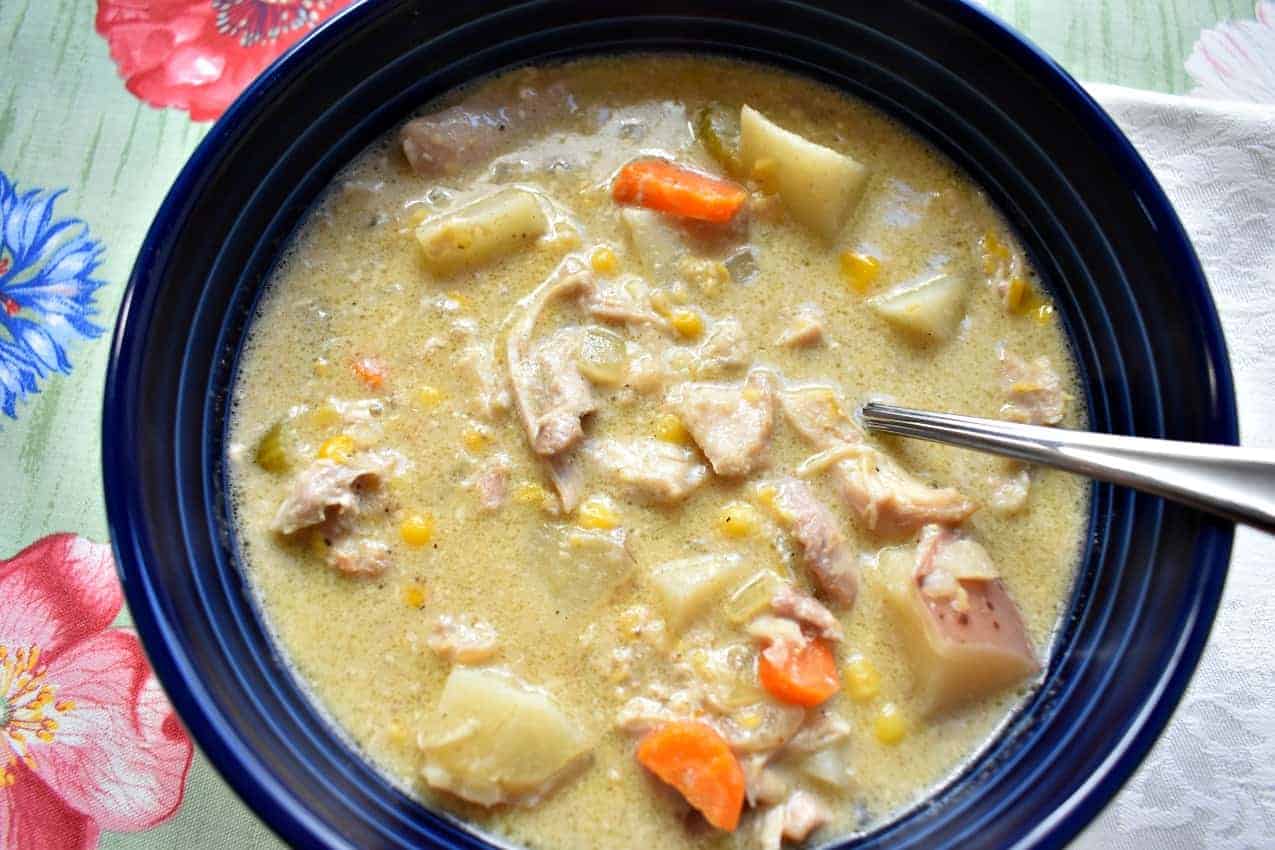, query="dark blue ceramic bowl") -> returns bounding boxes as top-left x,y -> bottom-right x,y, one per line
103,1 -> 1237,848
